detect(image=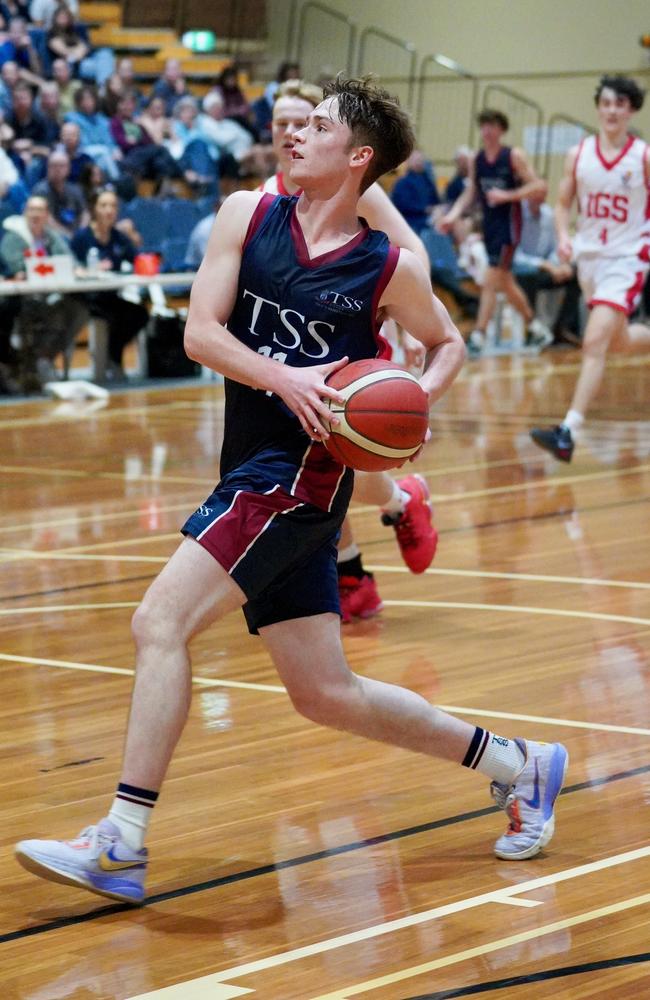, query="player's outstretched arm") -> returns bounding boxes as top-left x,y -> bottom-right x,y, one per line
555,146 -> 579,262
380,249 -> 466,404
184,191 -> 347,441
